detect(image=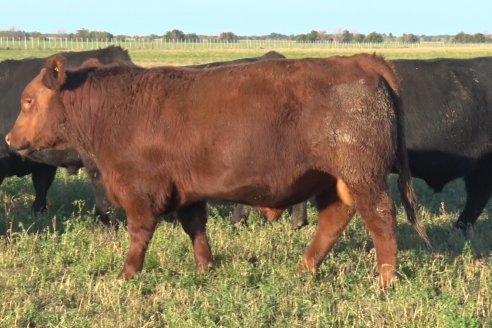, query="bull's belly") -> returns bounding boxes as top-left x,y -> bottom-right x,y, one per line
195,170 -> 335,208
